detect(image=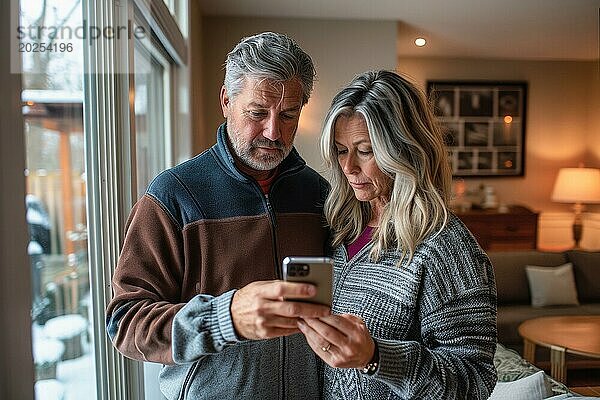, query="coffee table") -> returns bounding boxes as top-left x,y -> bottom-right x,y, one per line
518,316 -> 600,383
